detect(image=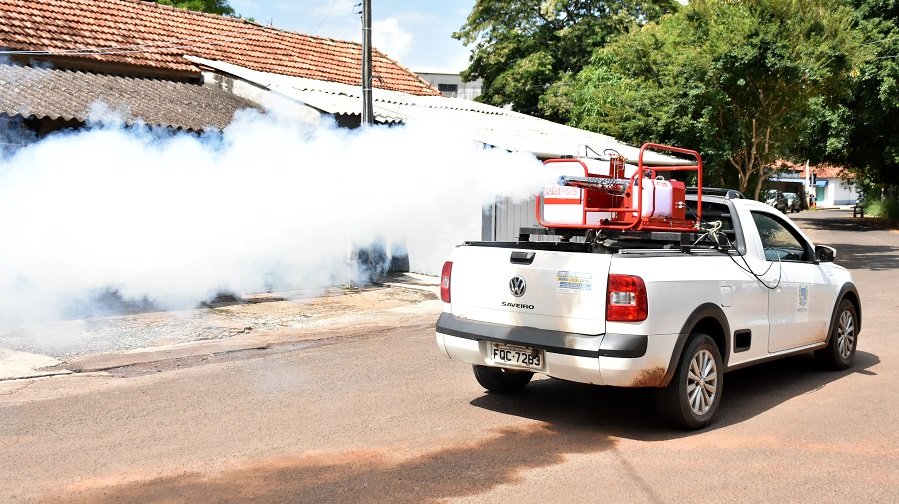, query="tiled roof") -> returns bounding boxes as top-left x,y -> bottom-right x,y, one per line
0,63 -> 258,130
0,0 -> 439,96
771,159 -> 851,180
813,164 -> 850,179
